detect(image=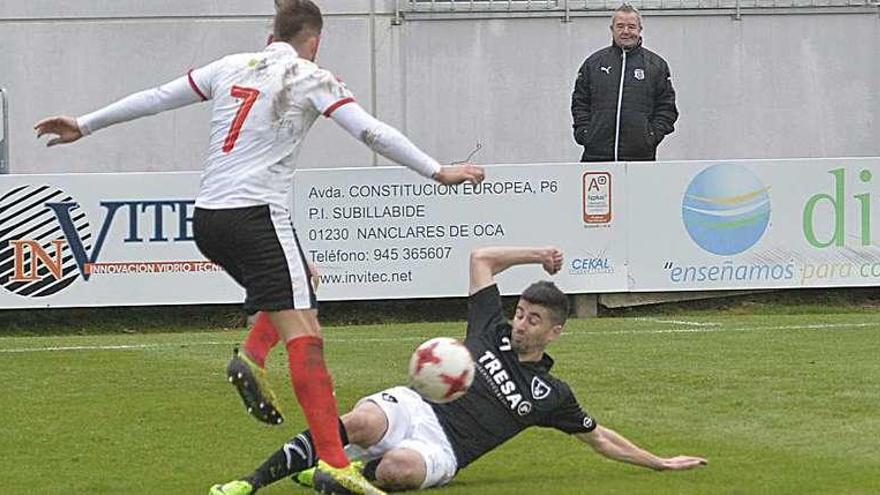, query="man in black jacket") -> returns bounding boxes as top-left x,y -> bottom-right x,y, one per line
571,5 -> 678,162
